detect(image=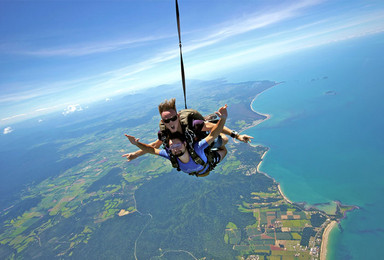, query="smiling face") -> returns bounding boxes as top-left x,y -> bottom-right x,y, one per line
169,138 -> 186,157
161,109 -> 180,133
